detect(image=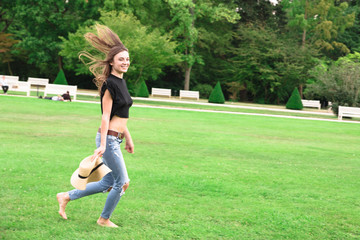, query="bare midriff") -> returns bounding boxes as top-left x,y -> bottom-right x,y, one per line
108,115 -> 128,133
